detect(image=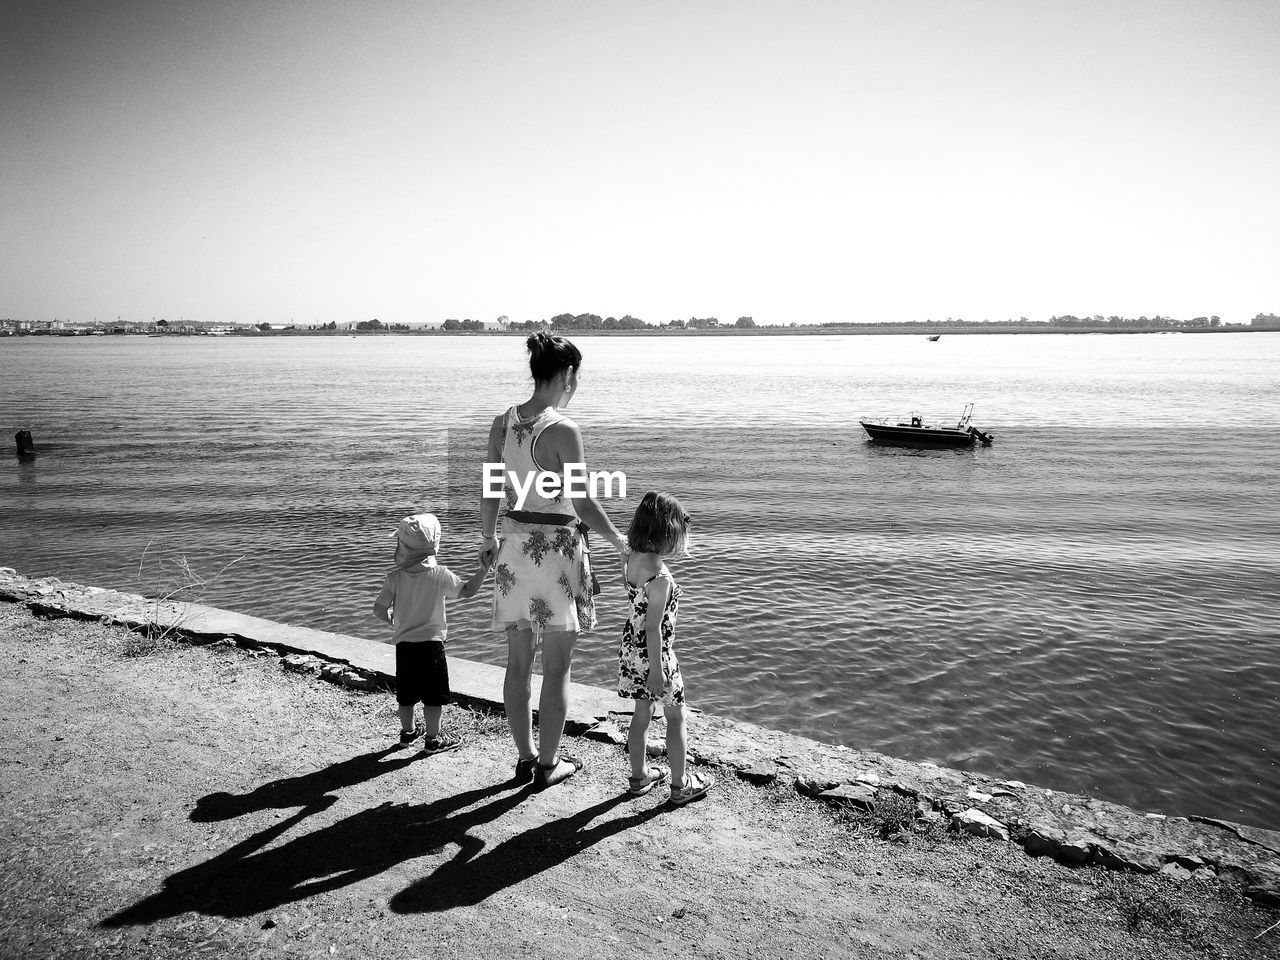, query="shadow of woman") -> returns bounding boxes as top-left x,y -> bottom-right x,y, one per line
389,793 -> 667,913
190,745 -> 419,823
102,780 -> 536,927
